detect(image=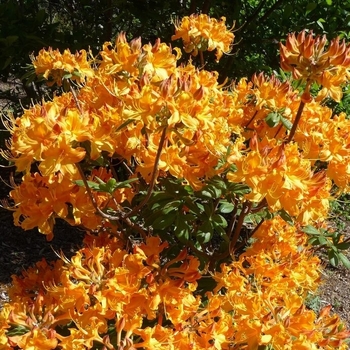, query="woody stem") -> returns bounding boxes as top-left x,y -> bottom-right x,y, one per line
286,100 -> 305,143
124,126 -> 167,218
229,201 -> 253,256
